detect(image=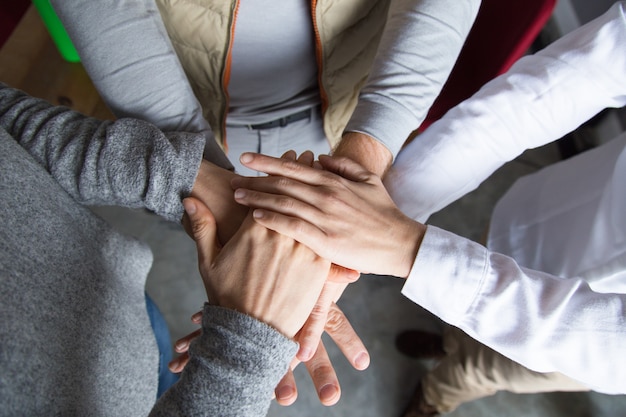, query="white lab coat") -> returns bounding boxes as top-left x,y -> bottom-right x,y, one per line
389,2 -> 626,394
